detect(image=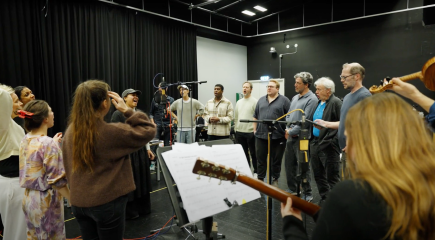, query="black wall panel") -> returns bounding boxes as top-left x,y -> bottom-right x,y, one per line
248,10 -> 435,110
